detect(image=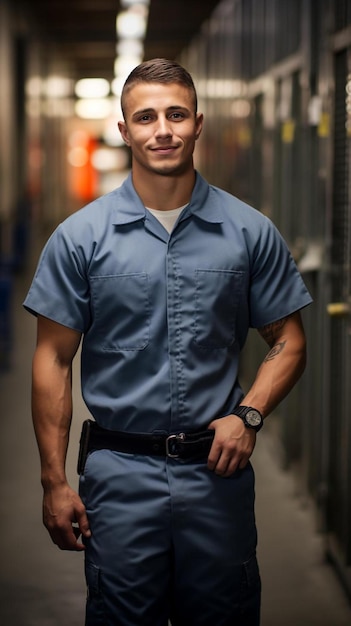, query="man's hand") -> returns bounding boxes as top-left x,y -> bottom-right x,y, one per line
207,414 -> 256,477
42,483 -> 91,551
